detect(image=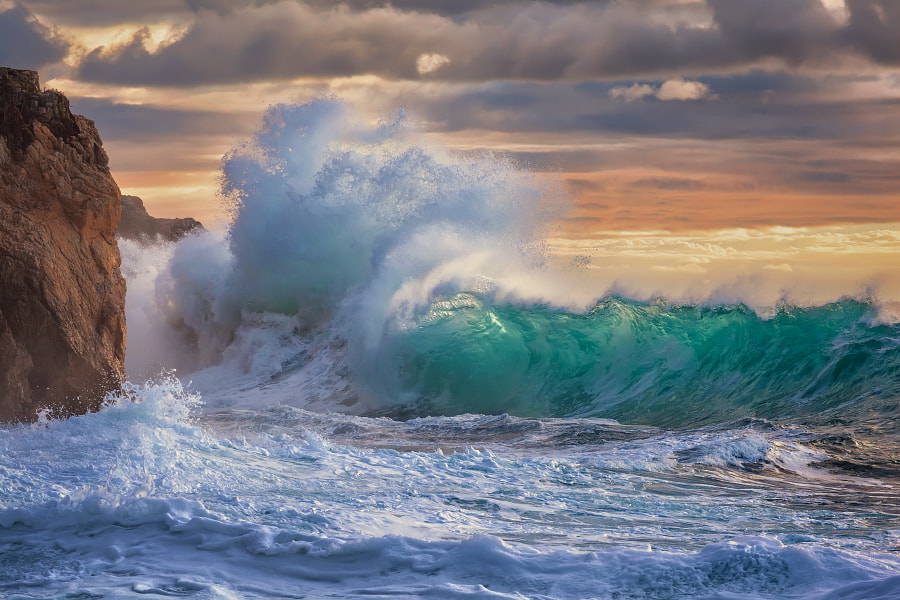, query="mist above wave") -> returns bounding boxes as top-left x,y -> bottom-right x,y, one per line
120,98 -> 900,423
124,98 -> 561,384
